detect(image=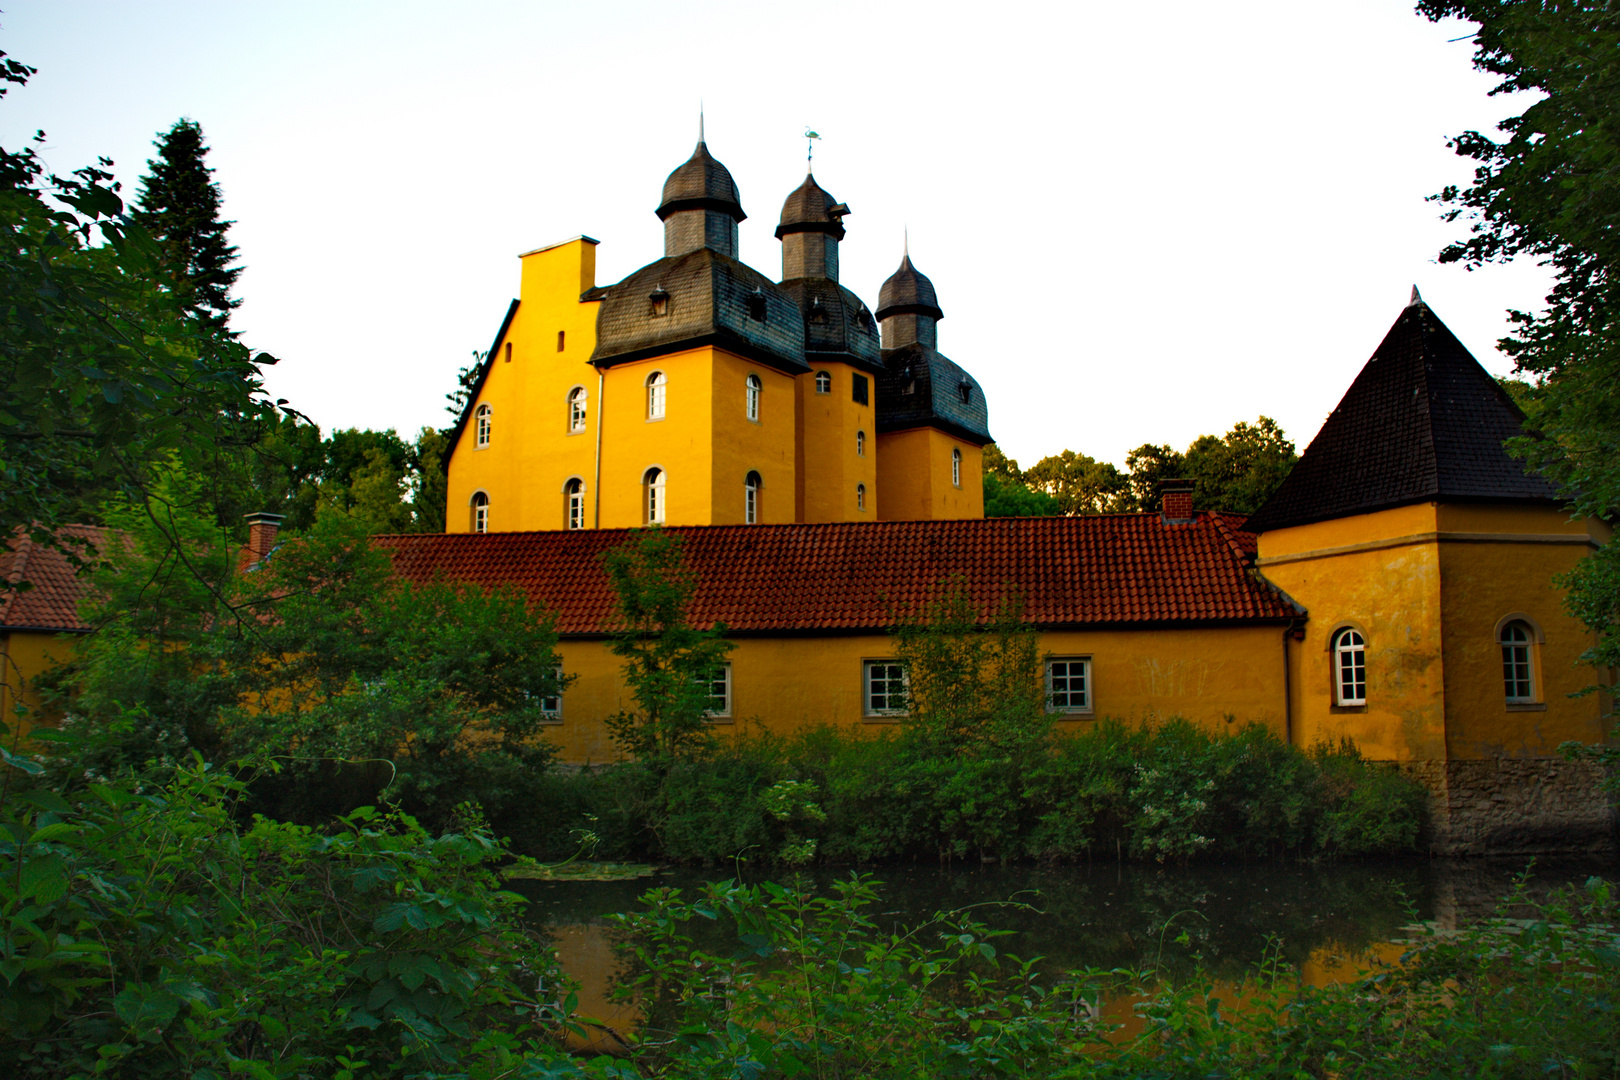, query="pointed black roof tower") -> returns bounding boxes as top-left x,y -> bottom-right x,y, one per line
1243,290 -> 1560,533
775,172 -> 879,371
872,244 -> 989,446
655,119 -> 747,260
